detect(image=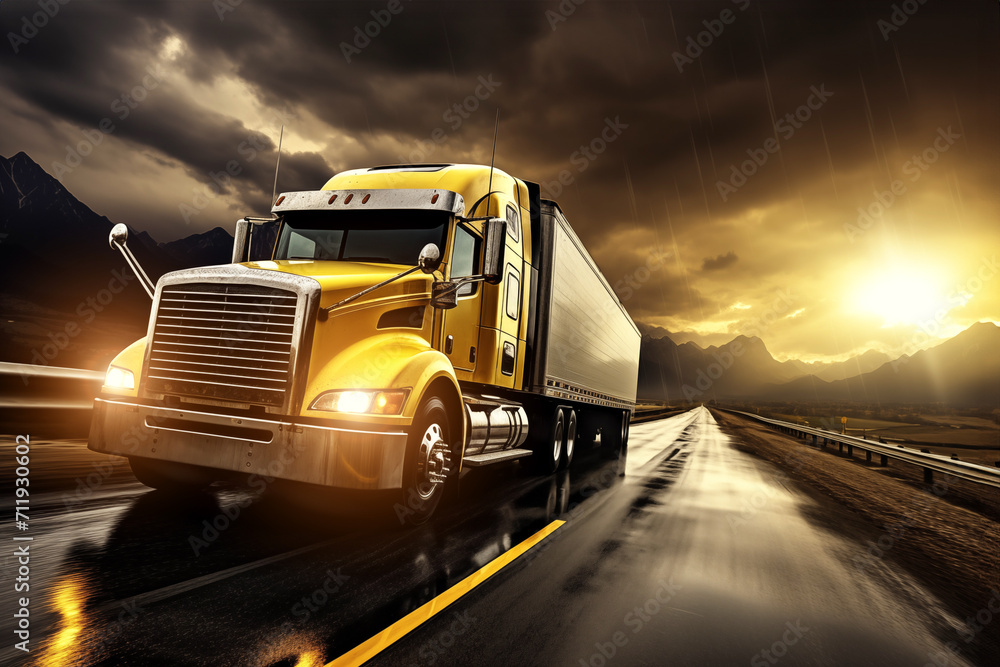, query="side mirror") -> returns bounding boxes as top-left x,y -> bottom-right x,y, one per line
418,243 -> 442,274
430,281 -> 458,309
483,217 -> 506,285
109,222 -> 129,249
107,223 -> 155,300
